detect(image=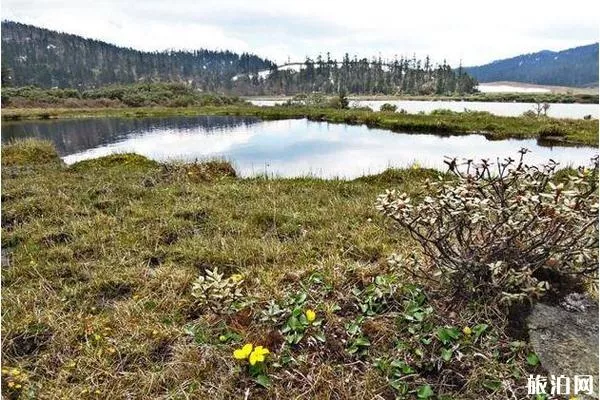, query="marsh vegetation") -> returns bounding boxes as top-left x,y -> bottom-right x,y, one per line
1,140 -> 597,398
